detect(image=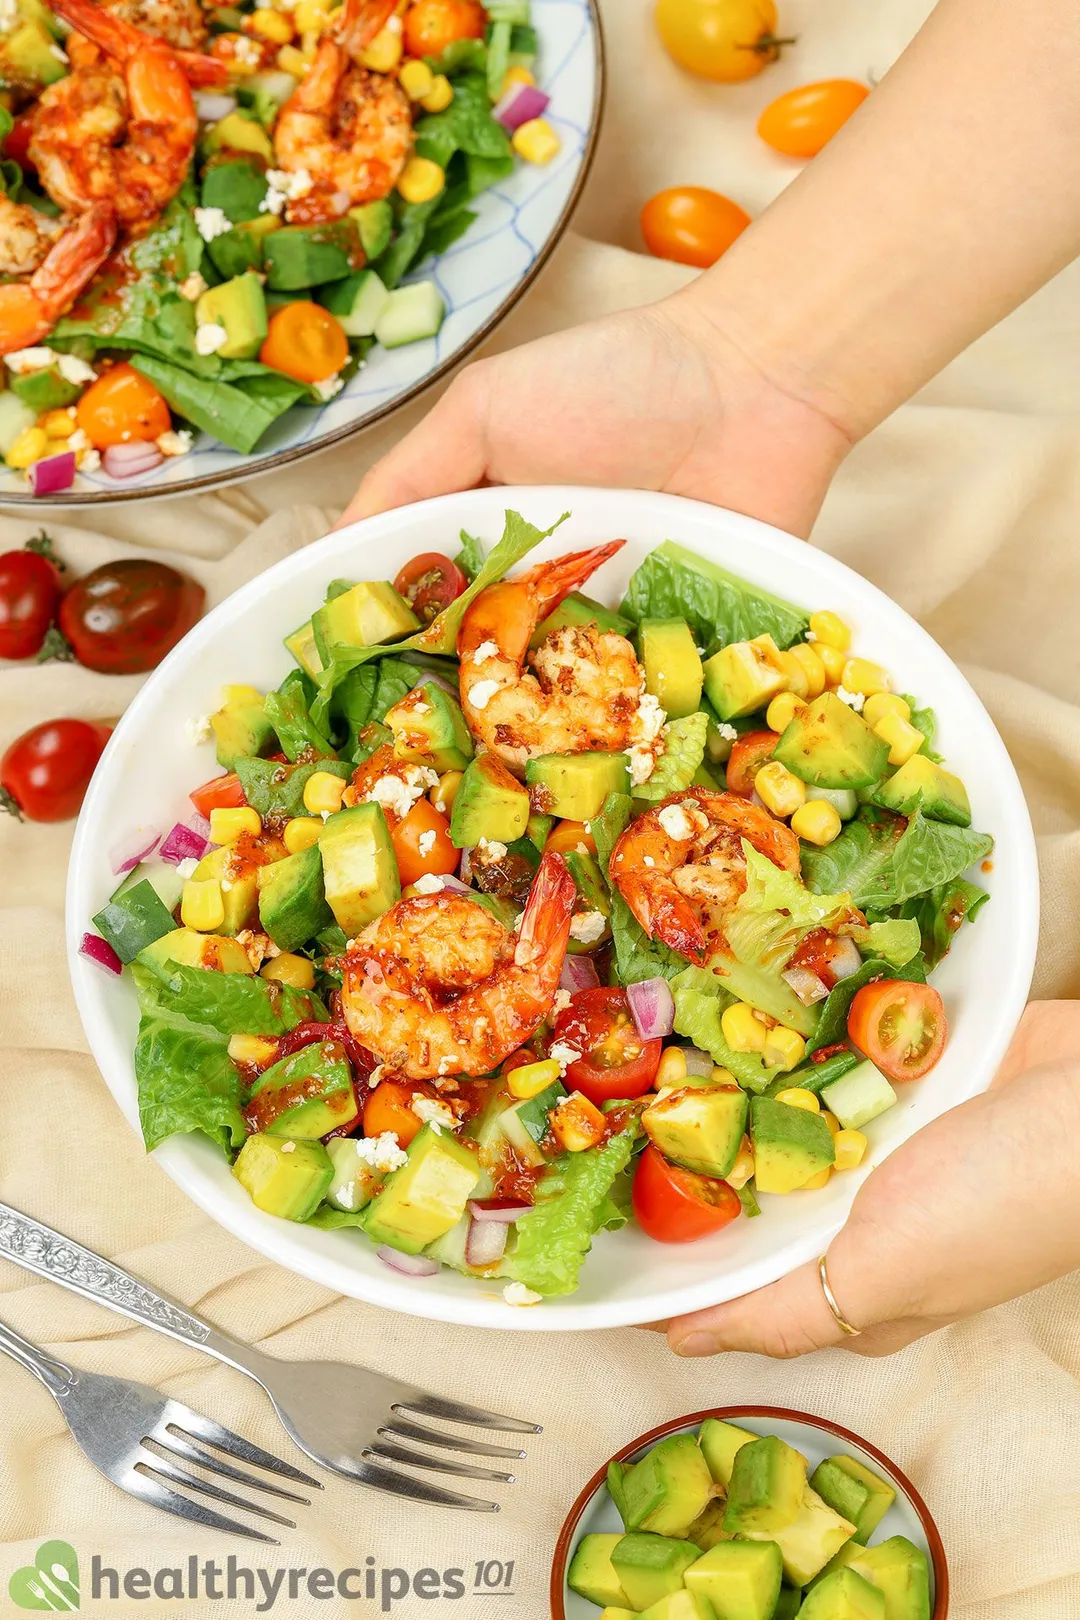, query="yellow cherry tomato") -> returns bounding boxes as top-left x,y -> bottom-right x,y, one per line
758,79 -> 870,158
259,301 -> 349,384
655,0 -> 791,84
